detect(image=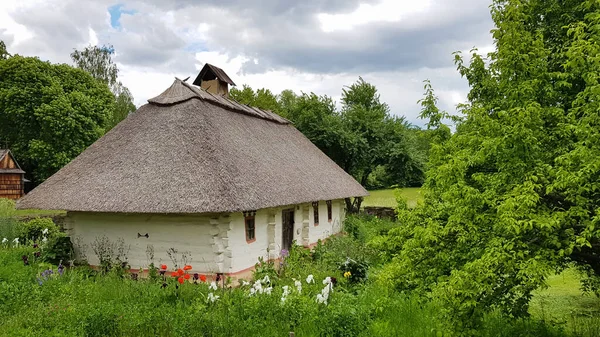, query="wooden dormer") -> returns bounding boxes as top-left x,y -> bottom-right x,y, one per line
192,63 -> 236,97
